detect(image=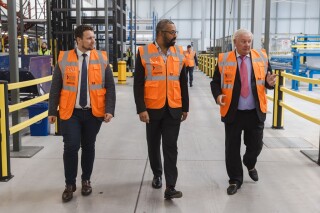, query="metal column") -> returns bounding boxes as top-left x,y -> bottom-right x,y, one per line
120,0 -> 124,61
264,0 -> 271,55
76,0 -> 81,26
20,0 -> 24,55
8,0 -> 21,151
237,0 -> 241,29
46,0 -> 52,52
251,0 -> 263,49
105,0 -> 109,54
222,0 -> 226,52
201,0 -> 205,51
